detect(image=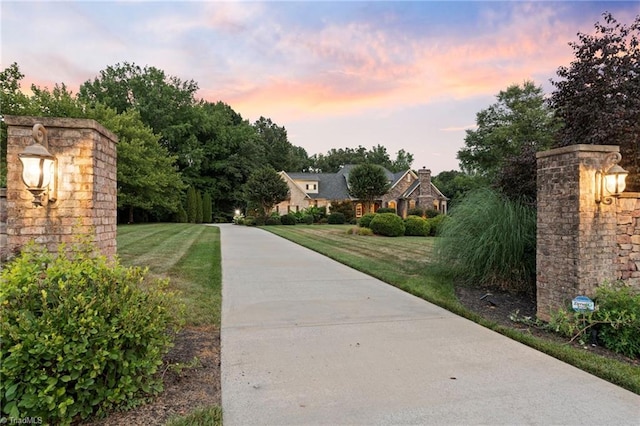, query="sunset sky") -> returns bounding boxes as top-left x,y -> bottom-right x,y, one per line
2,1 -> 638,174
